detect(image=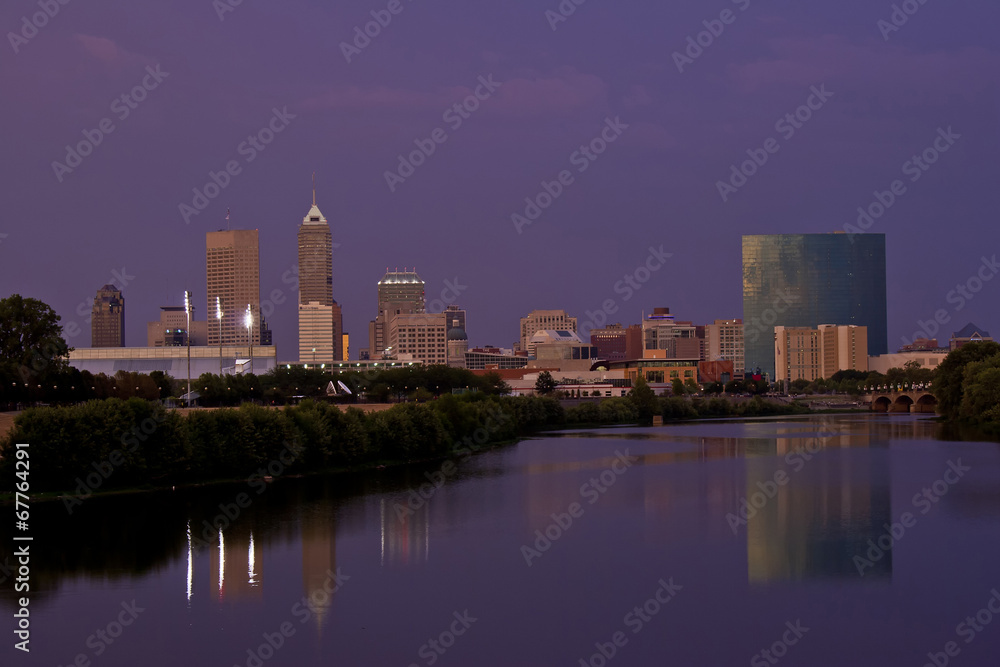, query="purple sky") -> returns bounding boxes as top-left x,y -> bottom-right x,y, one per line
1,0 -> 998,358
